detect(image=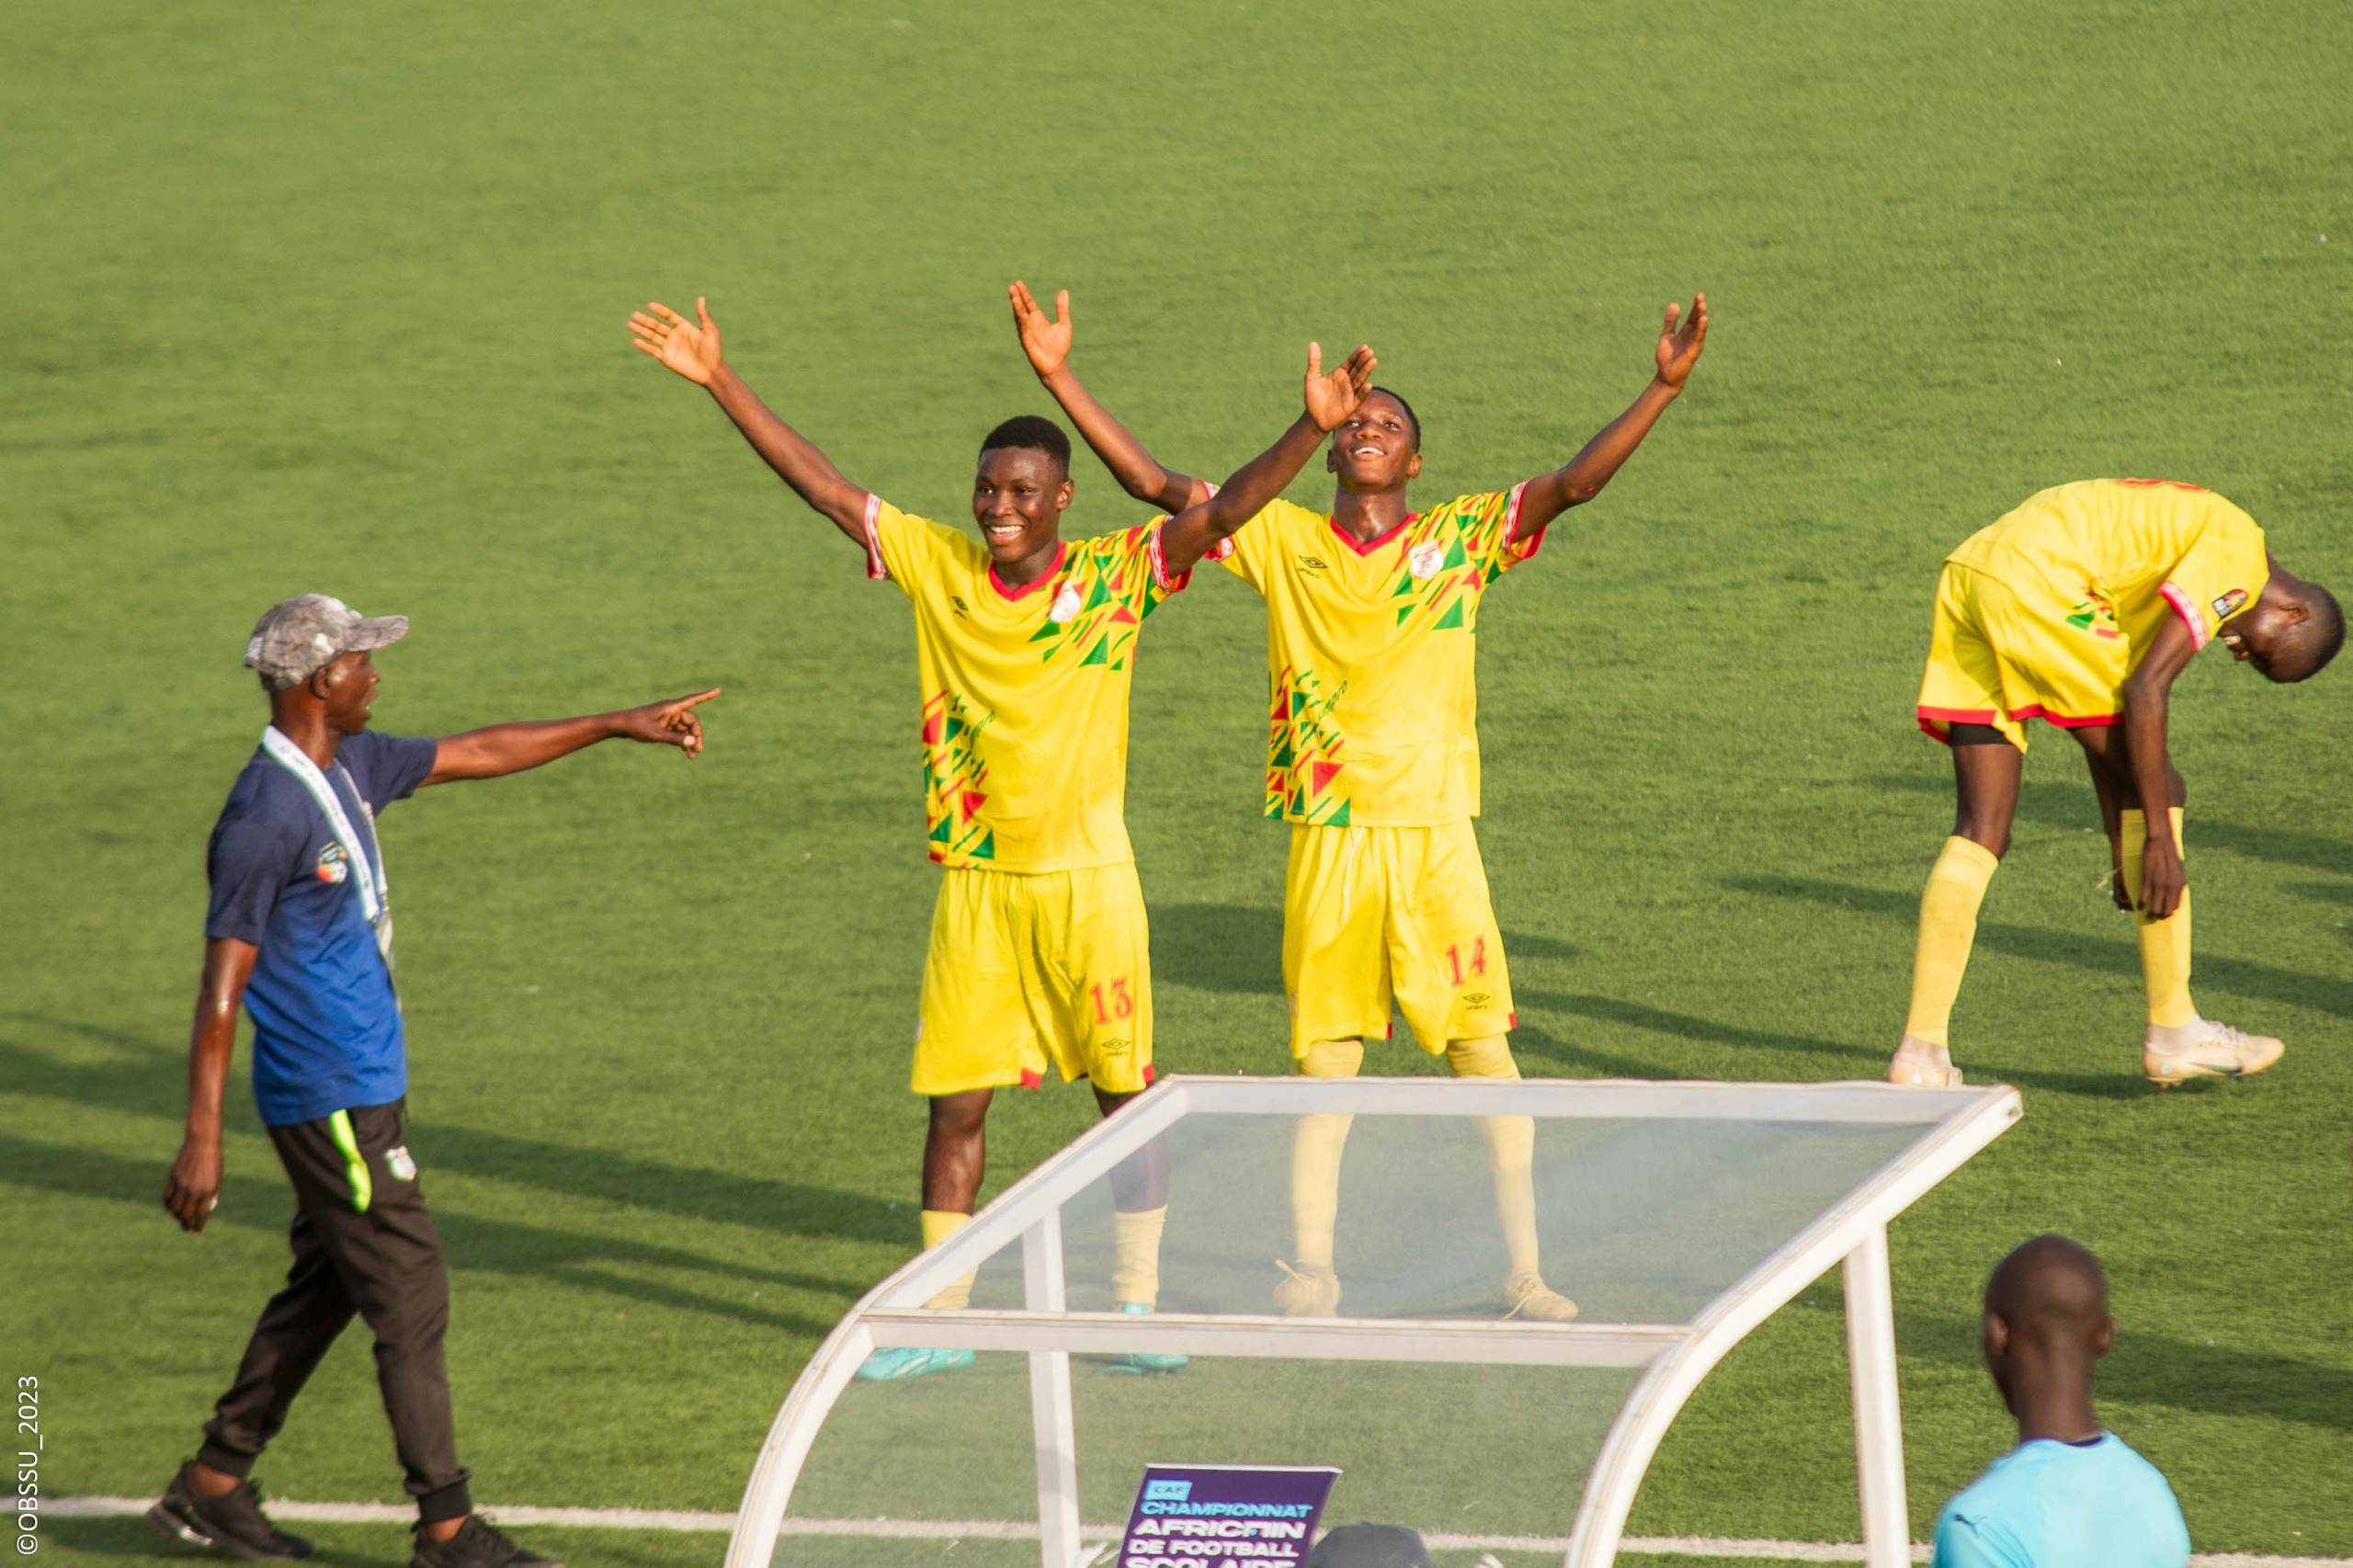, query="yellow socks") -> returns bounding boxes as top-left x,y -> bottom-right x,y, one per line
2120,808 -> 2197,1028
1903,836 -> 2002,1047
1111,1207 -> 1166,1308
1446,1037 -> 1541,1280
920,1209 -> 976,1311
1288,1040 -> 1362,1271
1444,1036 -> 1519,1080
